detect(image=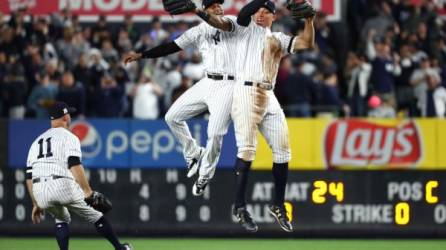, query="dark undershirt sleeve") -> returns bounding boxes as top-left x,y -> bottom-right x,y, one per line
141,42 -> 182,59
